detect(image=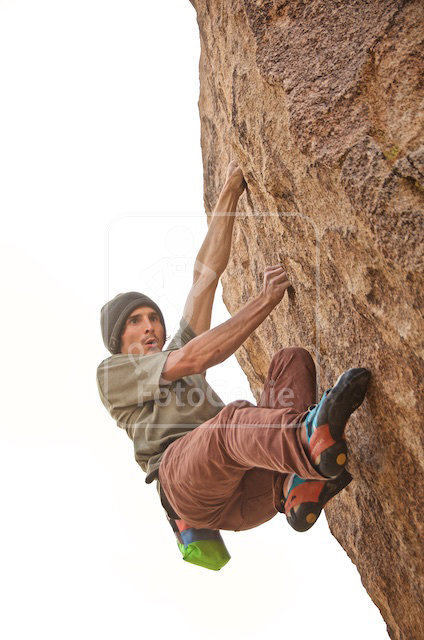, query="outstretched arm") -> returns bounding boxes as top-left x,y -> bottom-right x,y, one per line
162,266 -> 291,381
181,162 -> 246,335
195,162 -> 246,279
